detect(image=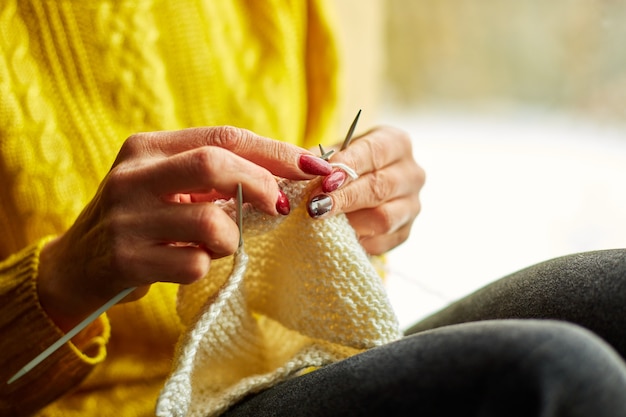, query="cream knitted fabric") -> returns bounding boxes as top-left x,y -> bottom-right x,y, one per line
156,180 -> 402,417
